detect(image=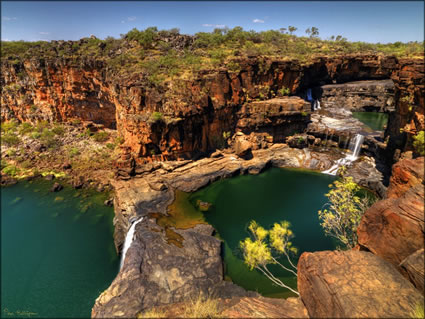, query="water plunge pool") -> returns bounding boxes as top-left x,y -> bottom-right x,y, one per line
1,180 -> 119,318
173,167 -> 337,298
